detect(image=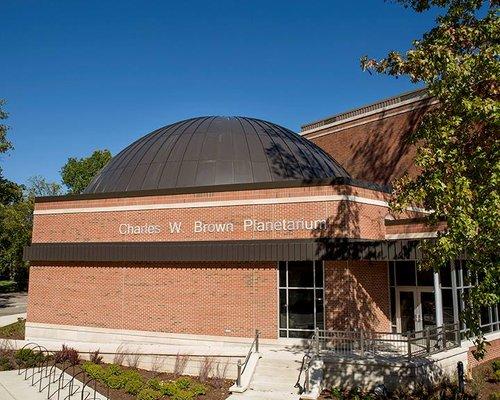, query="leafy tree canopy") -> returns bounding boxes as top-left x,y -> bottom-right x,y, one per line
362,0 -> 499,356
60,149 -> 111,194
